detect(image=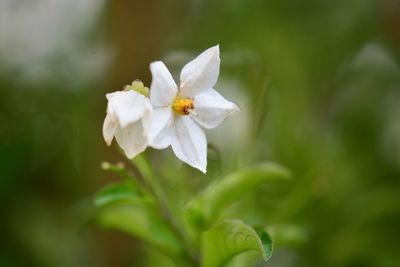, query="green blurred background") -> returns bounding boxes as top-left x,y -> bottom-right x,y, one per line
1,0 -> 400,266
